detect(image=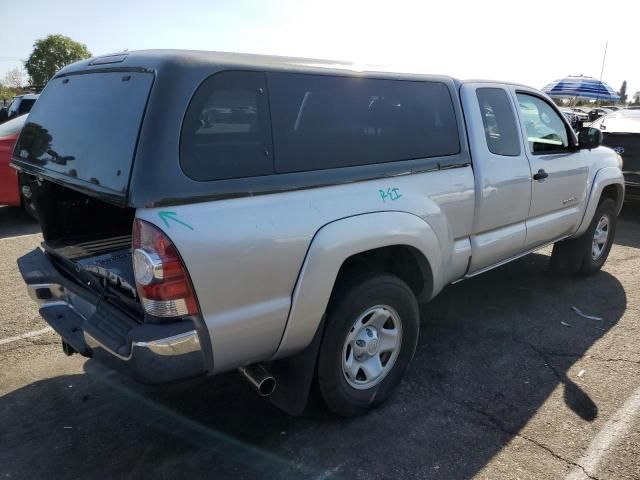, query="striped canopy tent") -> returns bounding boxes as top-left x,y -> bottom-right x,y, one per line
542,76 -> 620,102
